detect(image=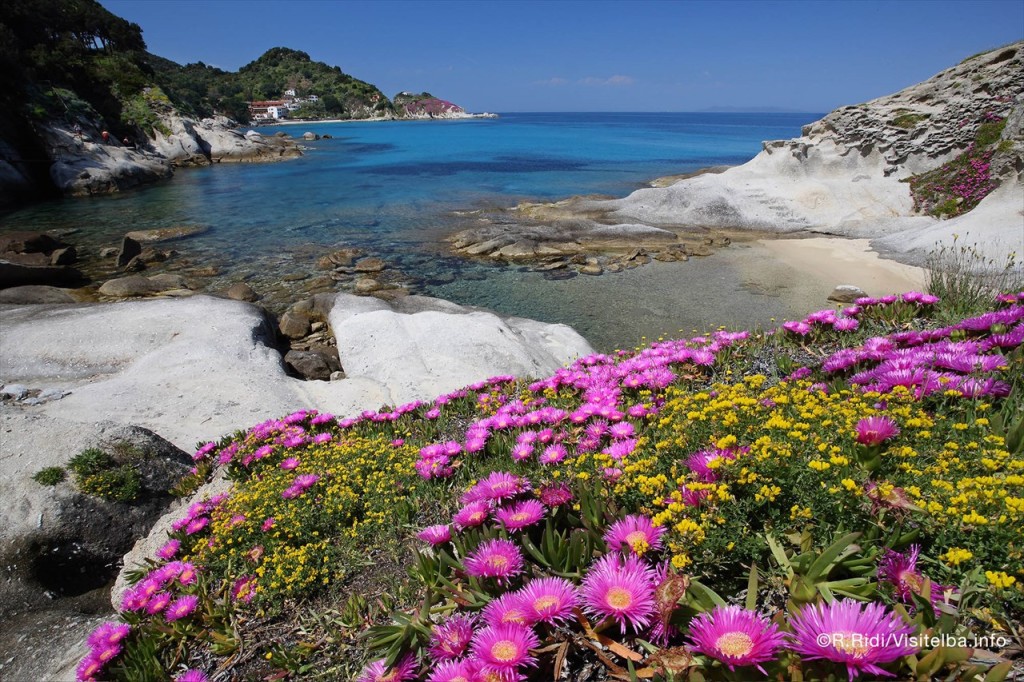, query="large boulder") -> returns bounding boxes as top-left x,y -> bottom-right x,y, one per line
328,293 -> 594,405
0,294 -> 593,449
149,114 -> 302,165
41,125 -> 173,197
0,414 -> 193,612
